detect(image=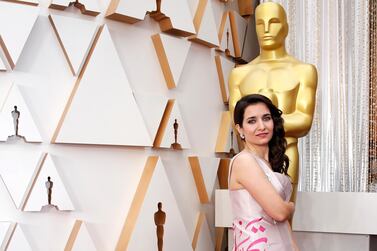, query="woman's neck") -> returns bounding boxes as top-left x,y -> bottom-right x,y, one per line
244,143 -> 269,161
